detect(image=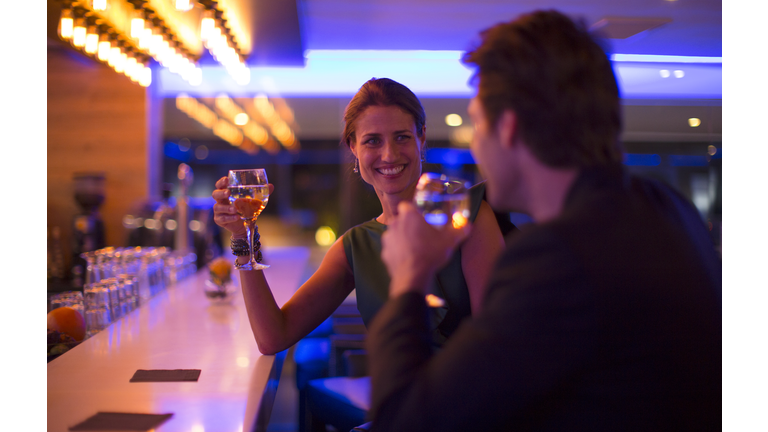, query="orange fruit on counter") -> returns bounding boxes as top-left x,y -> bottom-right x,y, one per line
47,307 -> 86,342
